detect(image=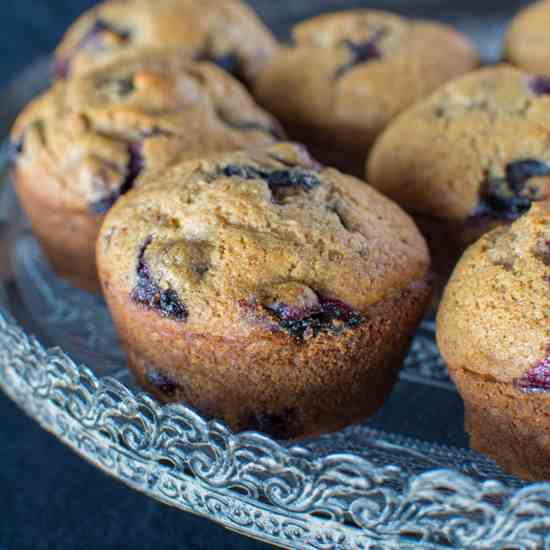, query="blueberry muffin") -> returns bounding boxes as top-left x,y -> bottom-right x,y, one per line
11,53 -> 282,292
54,0 -> 277,86
254,10 -> 479,177
505,0 -> 550,74
437,203 -> 550,480
96,143 -> 431,439
368,66 -> 550,297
